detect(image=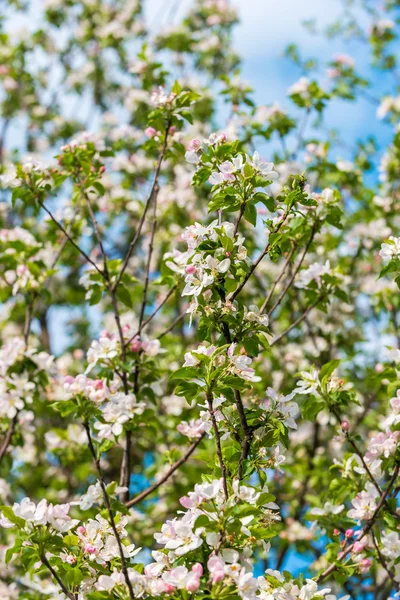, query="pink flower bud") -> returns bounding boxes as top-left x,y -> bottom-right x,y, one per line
77,526 -> 86,535
333,529 -> 340,536
211,570 -> 224,584
360,558 -> 372,572
192,563 -> 203,576
64,375 -> 74,385
208,555 -> 225,584
188,138 -> 201,152
94,379 -> 104,390
353,541 -> 365,553
341,420 -> 350,431
225,251 -> 231,257
179,496 -> 193,509
163,583 -> 175,594
99,165 -> 106,173
345,529 -> 354,538
185,265 -> 196,274
130,340 -> 142,352
186,574 -> 200,593
145,127 -> 157,138
85,544 -> 96,554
